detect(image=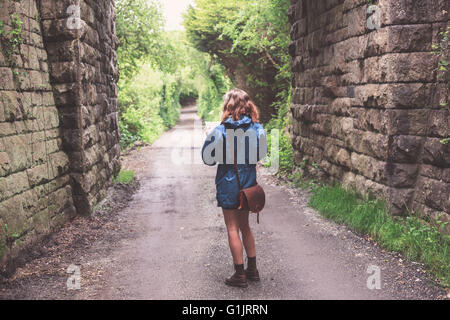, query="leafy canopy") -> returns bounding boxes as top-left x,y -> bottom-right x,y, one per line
116,0 -> 165,78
